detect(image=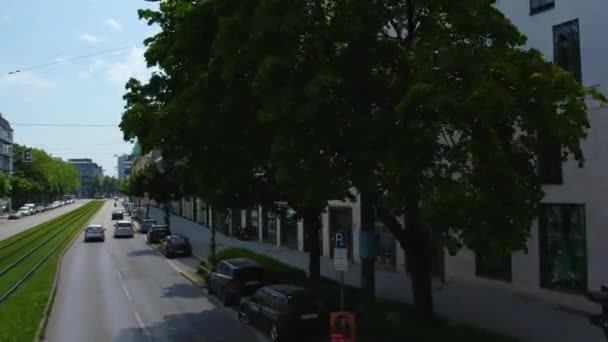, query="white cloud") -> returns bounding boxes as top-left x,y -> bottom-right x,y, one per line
80,33 -> 103,43
105,18 -> 122,32
78,59 -> 107,79
106,47 -> 150,88
1,72 -> 55,90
